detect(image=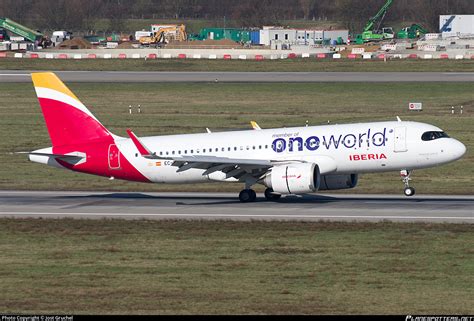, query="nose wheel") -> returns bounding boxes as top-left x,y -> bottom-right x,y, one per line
400,170 -> 415,197
239,189 -> 257,202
